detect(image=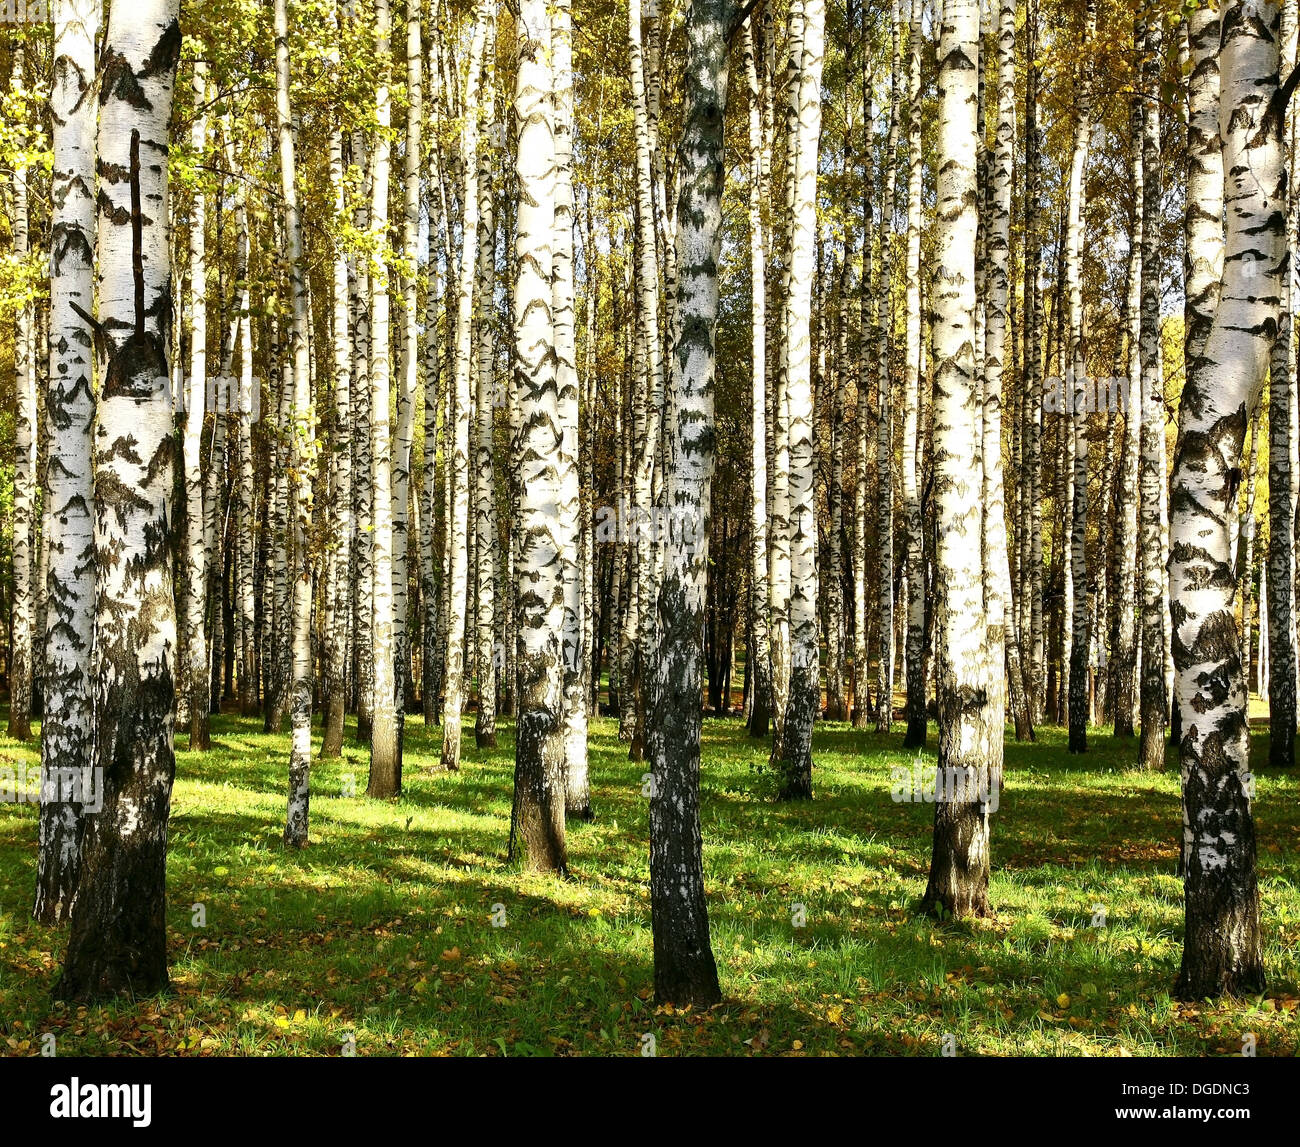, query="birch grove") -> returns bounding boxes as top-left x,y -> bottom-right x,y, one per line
1,0 -> 1295,1023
